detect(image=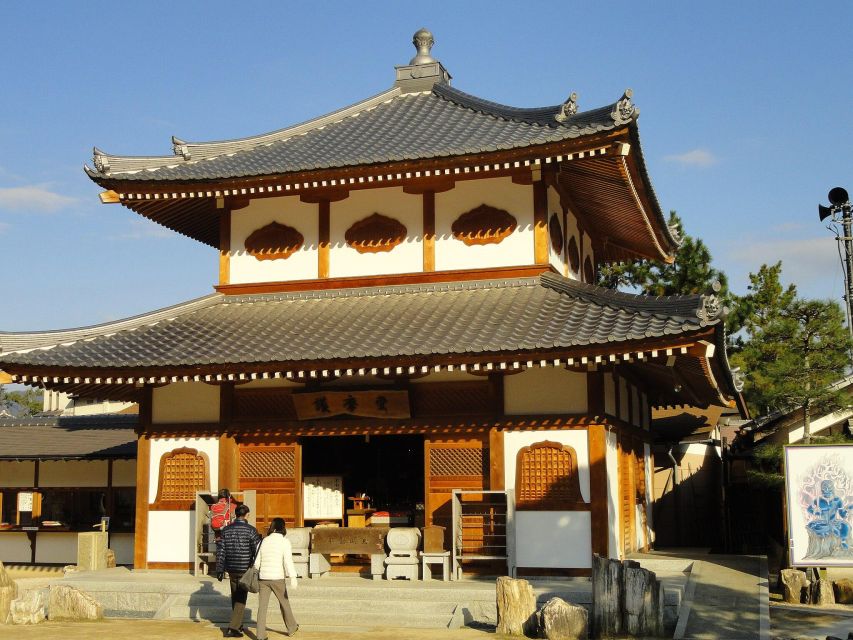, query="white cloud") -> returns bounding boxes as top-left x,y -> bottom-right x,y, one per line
664,148 -> 718,167
0,185 -> 77,213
